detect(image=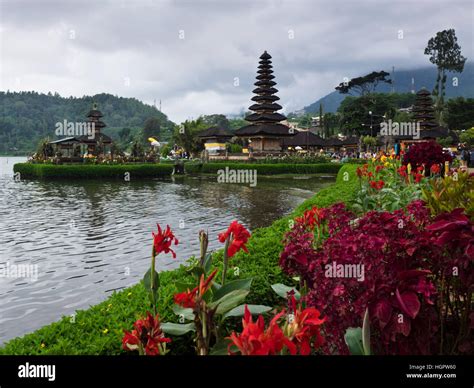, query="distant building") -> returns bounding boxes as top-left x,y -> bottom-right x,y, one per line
198,127 -> 233,155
